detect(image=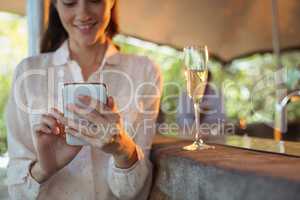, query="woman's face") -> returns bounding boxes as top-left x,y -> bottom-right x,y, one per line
55,0 -> 114,47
